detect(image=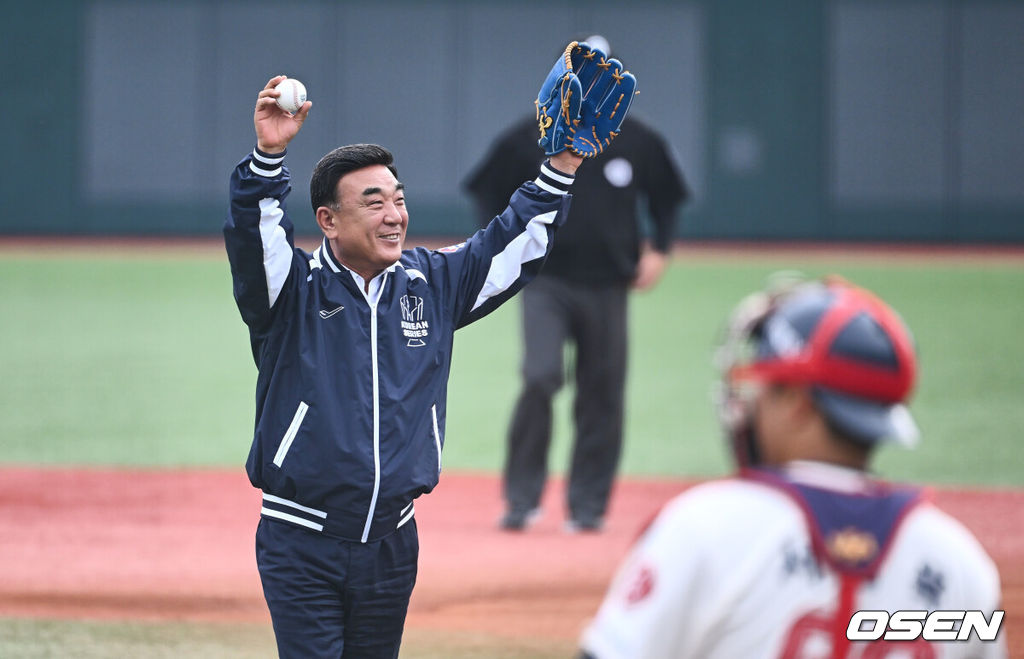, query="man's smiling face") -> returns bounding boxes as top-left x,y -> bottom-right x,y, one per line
326,164 -> 408,281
